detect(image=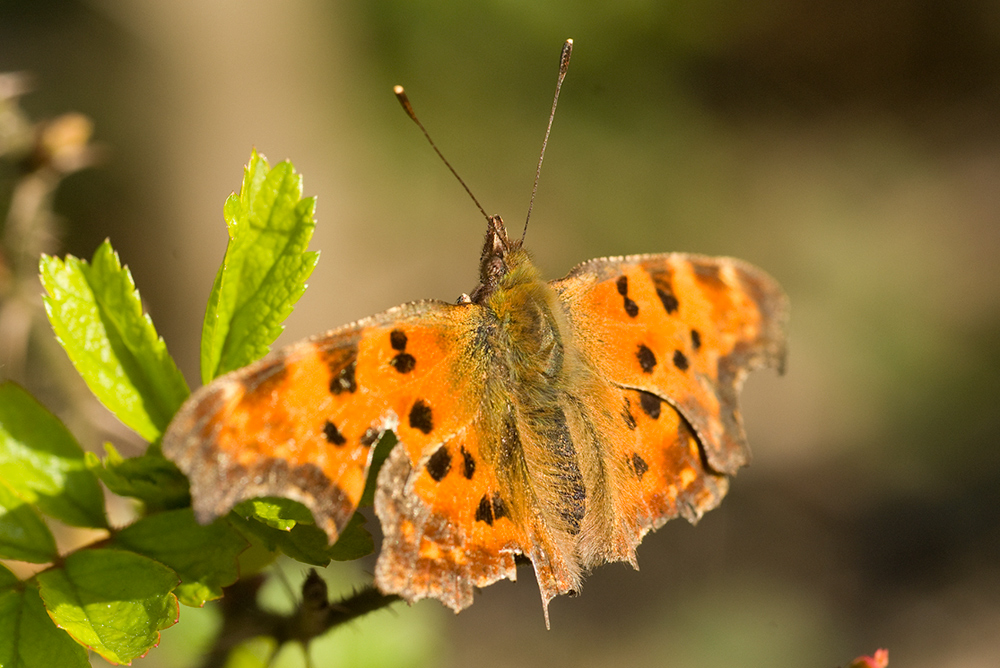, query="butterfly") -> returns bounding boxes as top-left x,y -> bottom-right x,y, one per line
162,40 -> 788,626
